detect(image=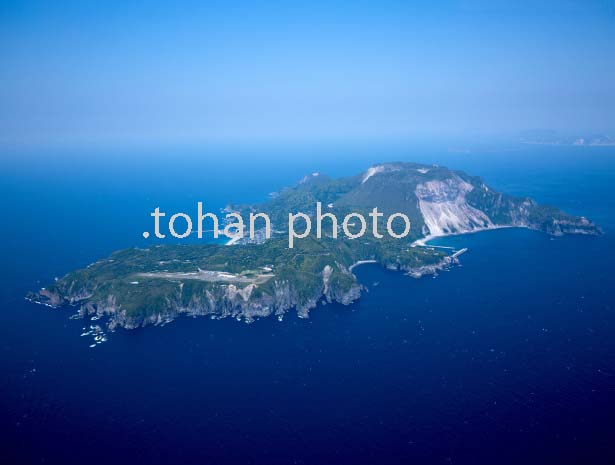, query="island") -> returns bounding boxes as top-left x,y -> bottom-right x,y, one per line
28,162 -> 601,330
